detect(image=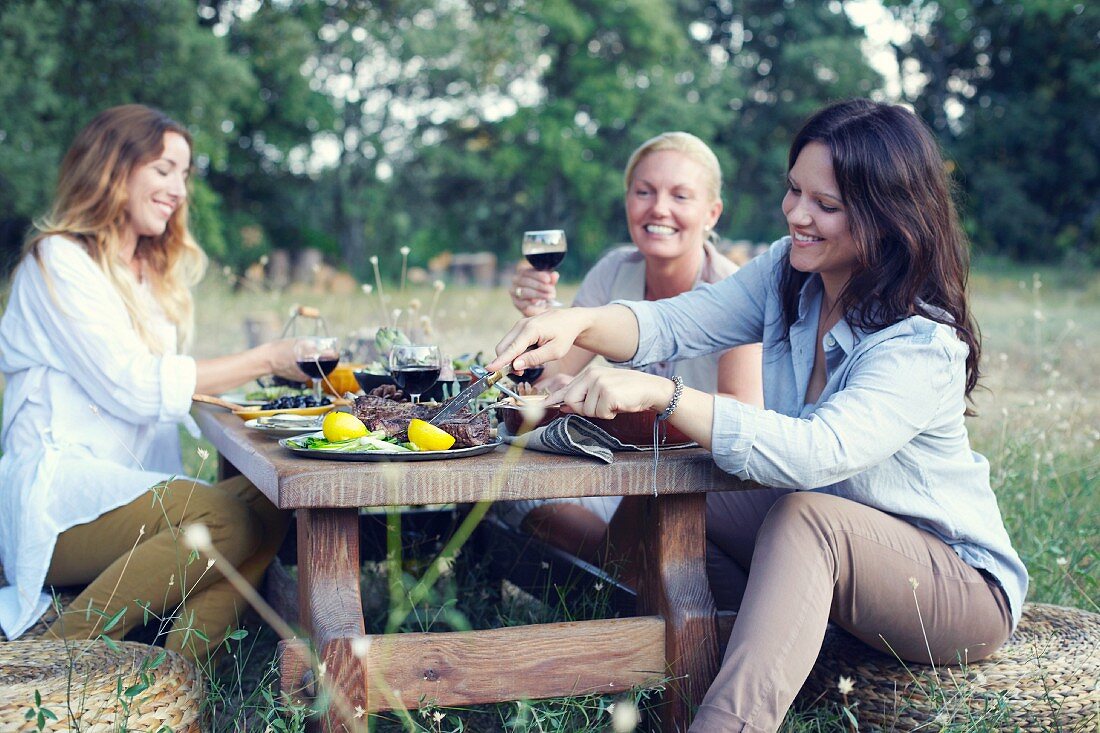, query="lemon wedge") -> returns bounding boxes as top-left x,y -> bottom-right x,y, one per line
322,411 -> 368,442
407,419 -> 456,451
